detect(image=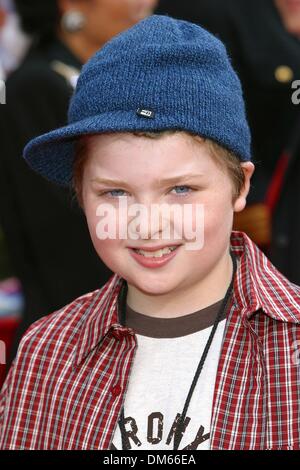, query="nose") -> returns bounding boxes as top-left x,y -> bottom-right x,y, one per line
128,201 -> 173,241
